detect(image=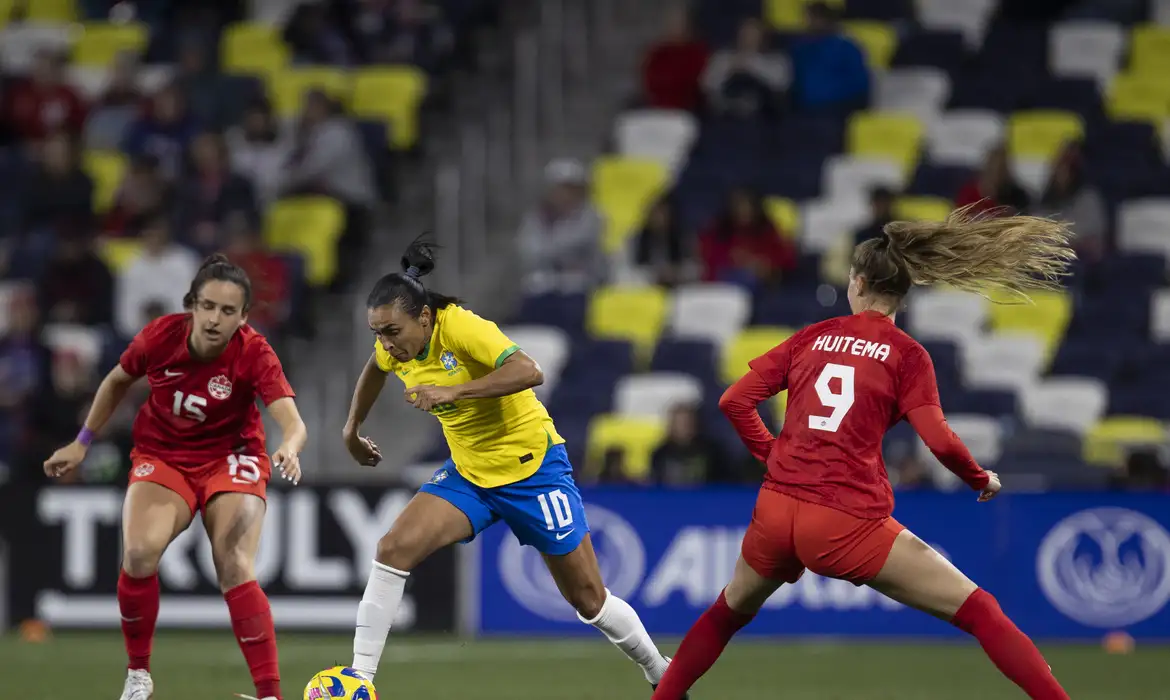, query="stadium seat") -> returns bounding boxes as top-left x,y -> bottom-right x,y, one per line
220,22 -> 290,78
1107,74 -> 1170,127
823,155 -> 907,201
915,0 -> 995,46
1007,110 -> 1084,161
962,333 -> 1047,391
764,196 -> 801,236
72,23 -> 149,67
0,24 -> 74,74
585,285 -> 669,363
614,372 -> 704,420
986,289 -> 1072,357
96,237 -> 143,275
846,112 -> 924,172
1010,158 -> 1052,200
1151,289 -> 1170,342
1019,377 -> 1108,435
263,196 -> 346,286
917,413 -> 1002,489
926,110 -> 1004,167
720,326 -> 796,385
1130,24 -> 1170,75
1049,21 -> 1126,85
906,288 -> 988,343
843,21 -> 897,69
1082,416 -> 1167,467
873,67 -> 950,120
765,0 -> 843,29
350,66 -> 428,151
24,0 -> 75,21
501,325 -> 570,398
800,197 -> 870,253
83,150 -> 127,213
268,68 -> 351,118
893,196 -> 952,221
669,283 -> 752,346
592,156 -> 670,252
1117,198 -> 1170,256
613,110 -> 698,175
42,323 -> 103,368
585,414 -> 666,480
